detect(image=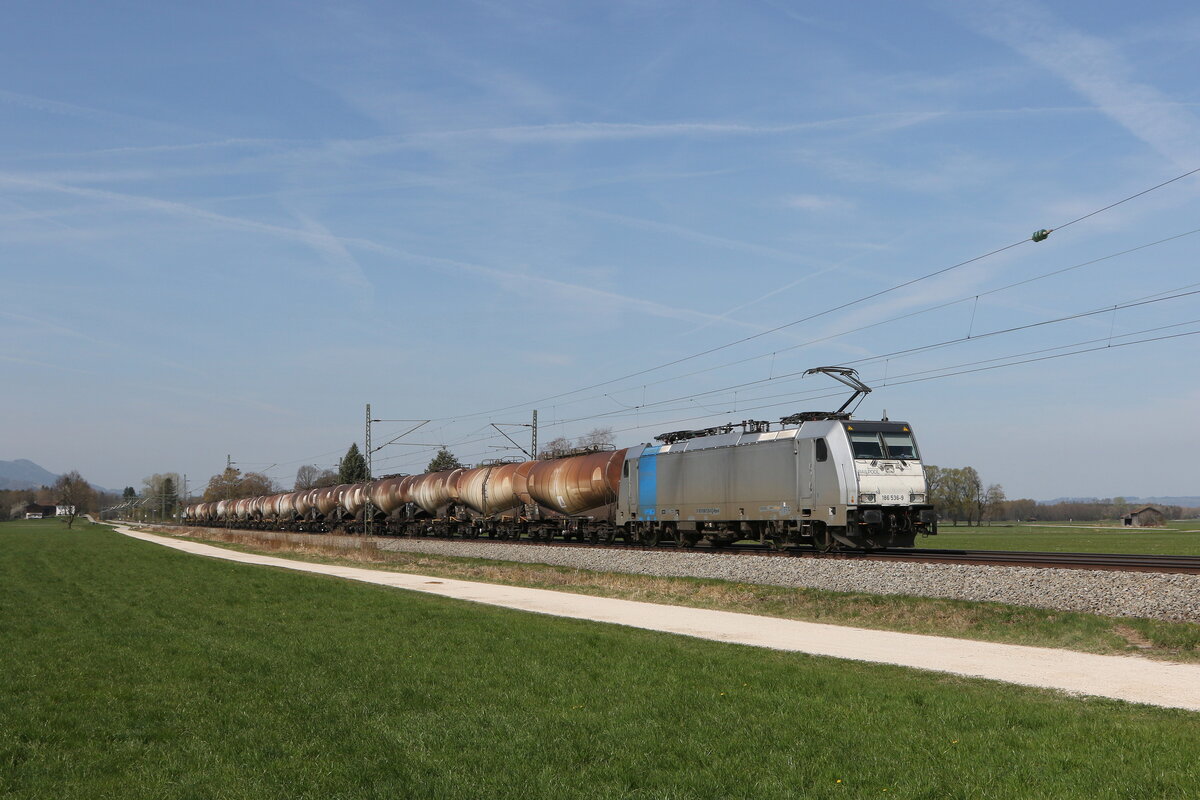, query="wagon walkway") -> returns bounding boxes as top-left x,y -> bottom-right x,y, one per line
110,523 -> 1200,713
